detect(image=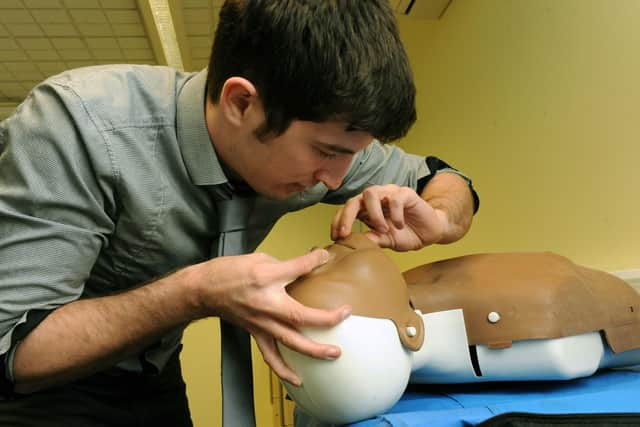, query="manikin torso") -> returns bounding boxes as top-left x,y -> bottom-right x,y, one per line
279,235 -> 640,425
